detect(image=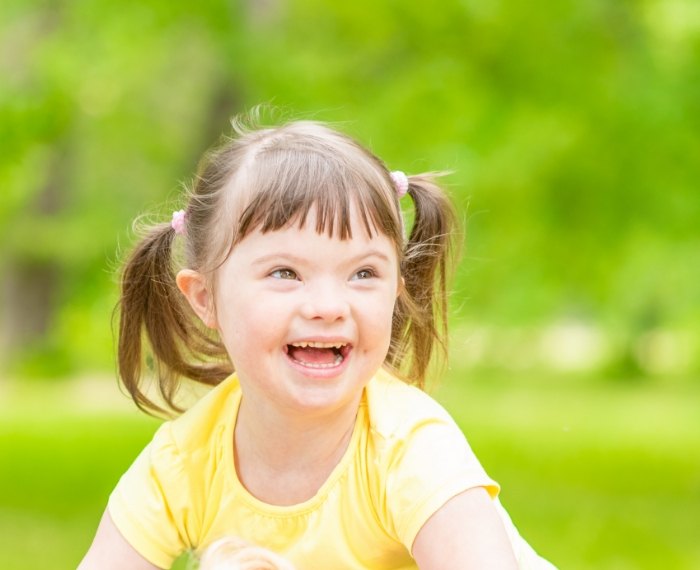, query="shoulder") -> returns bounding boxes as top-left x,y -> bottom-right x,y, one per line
107,375 -> 241,565
363,368 -> 480,482
166,374 -> 241,451
365,368 -> 456,438
362,369 -> 499,548
122,374 -> 240,490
